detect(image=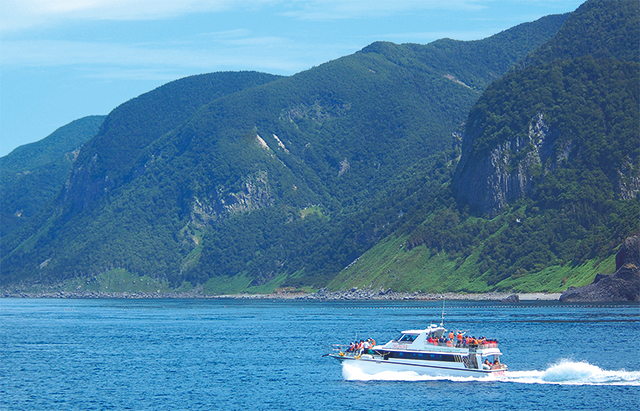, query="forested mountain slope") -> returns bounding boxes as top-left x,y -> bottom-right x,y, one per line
64,72 -> 282,214
330,0 -> 639,293
0,115 -> 105,247
0,14 -> 568,292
